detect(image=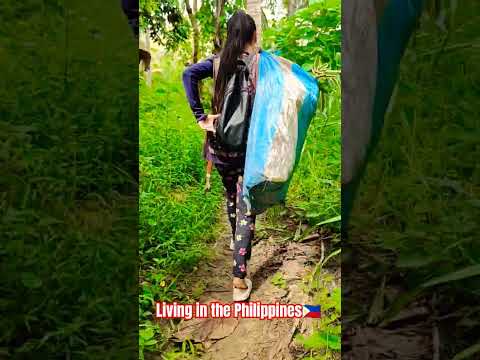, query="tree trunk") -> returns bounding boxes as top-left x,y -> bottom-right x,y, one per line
185,0 -> 199,63
297,0 -> 309,12
214,0 -> 226,52
287,0 -> 309,16
261,7 -> 269,29
287,0 -> 296,16
341,0 -> 377,185
246,0 -> 262,46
